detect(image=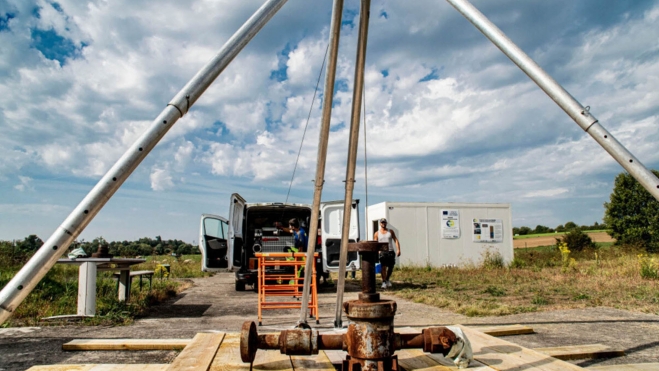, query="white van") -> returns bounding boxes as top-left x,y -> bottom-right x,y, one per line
199,193 -> 361,291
